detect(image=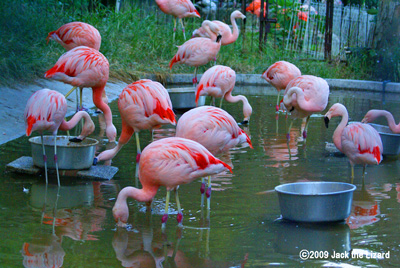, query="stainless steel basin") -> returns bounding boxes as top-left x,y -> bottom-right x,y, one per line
167,87 -> 206,109
29,136 -> 98,170
275,182 -> 356,222
369,123 -> 400,155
